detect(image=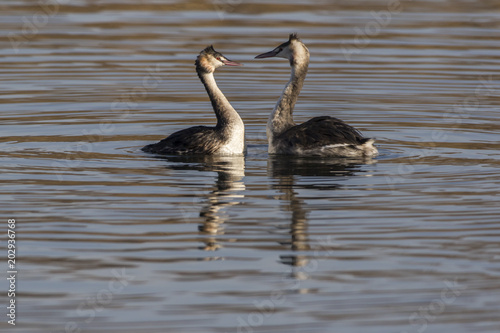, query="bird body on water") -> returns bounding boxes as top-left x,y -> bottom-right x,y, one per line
255,34 -> 378,157
142,46 -> 245,155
